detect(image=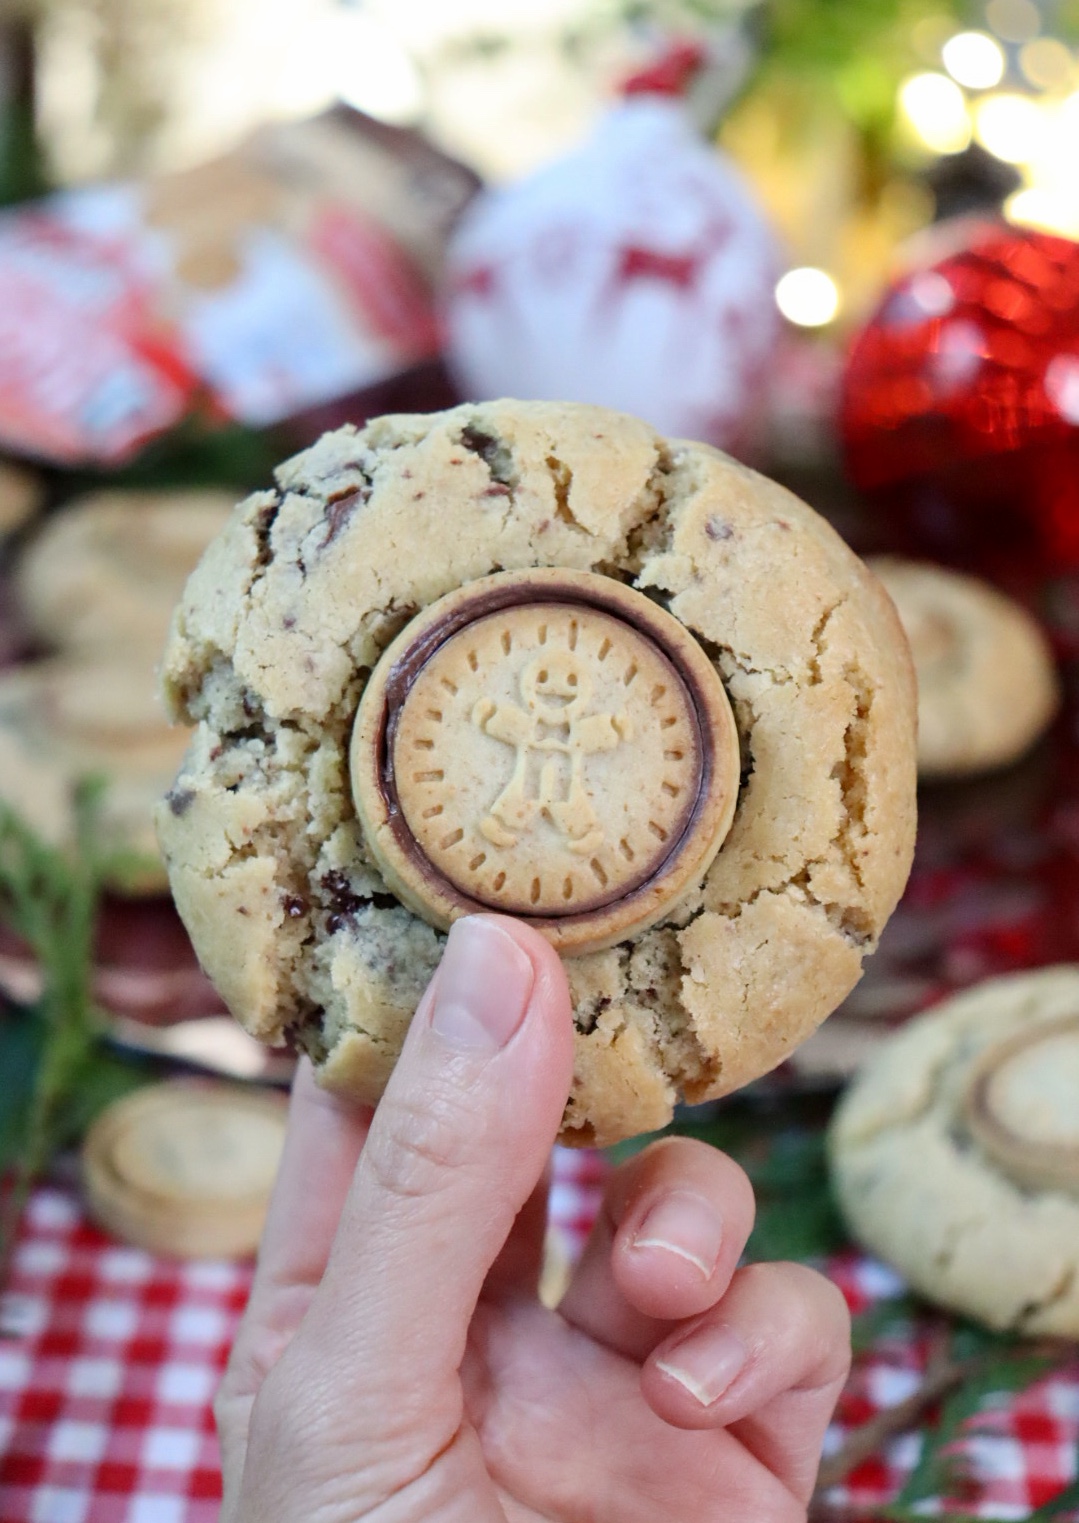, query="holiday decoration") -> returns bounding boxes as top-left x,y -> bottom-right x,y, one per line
443,50 -> 782,453
842,225 -> 1079,563
0,111 -> 474,467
